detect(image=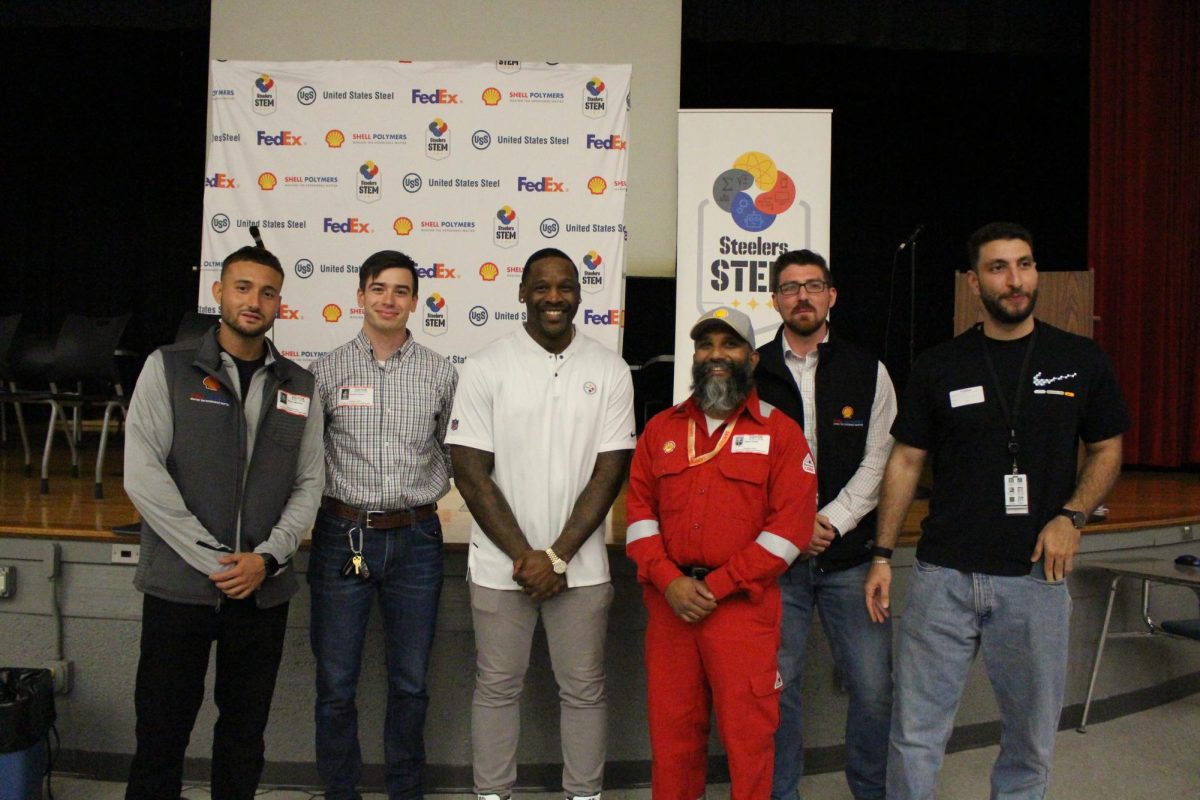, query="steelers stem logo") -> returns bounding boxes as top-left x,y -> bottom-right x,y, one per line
713,151 -> 796,232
